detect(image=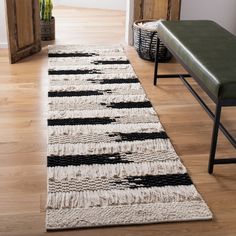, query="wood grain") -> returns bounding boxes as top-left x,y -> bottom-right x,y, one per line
134,0 -> 143,21
134,0 -> 181,20
0,5 -> 236,236
5,0 -> 41,63
170,0 -> 181,20
15,0 -> 34,48
144,0 -> 168,19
